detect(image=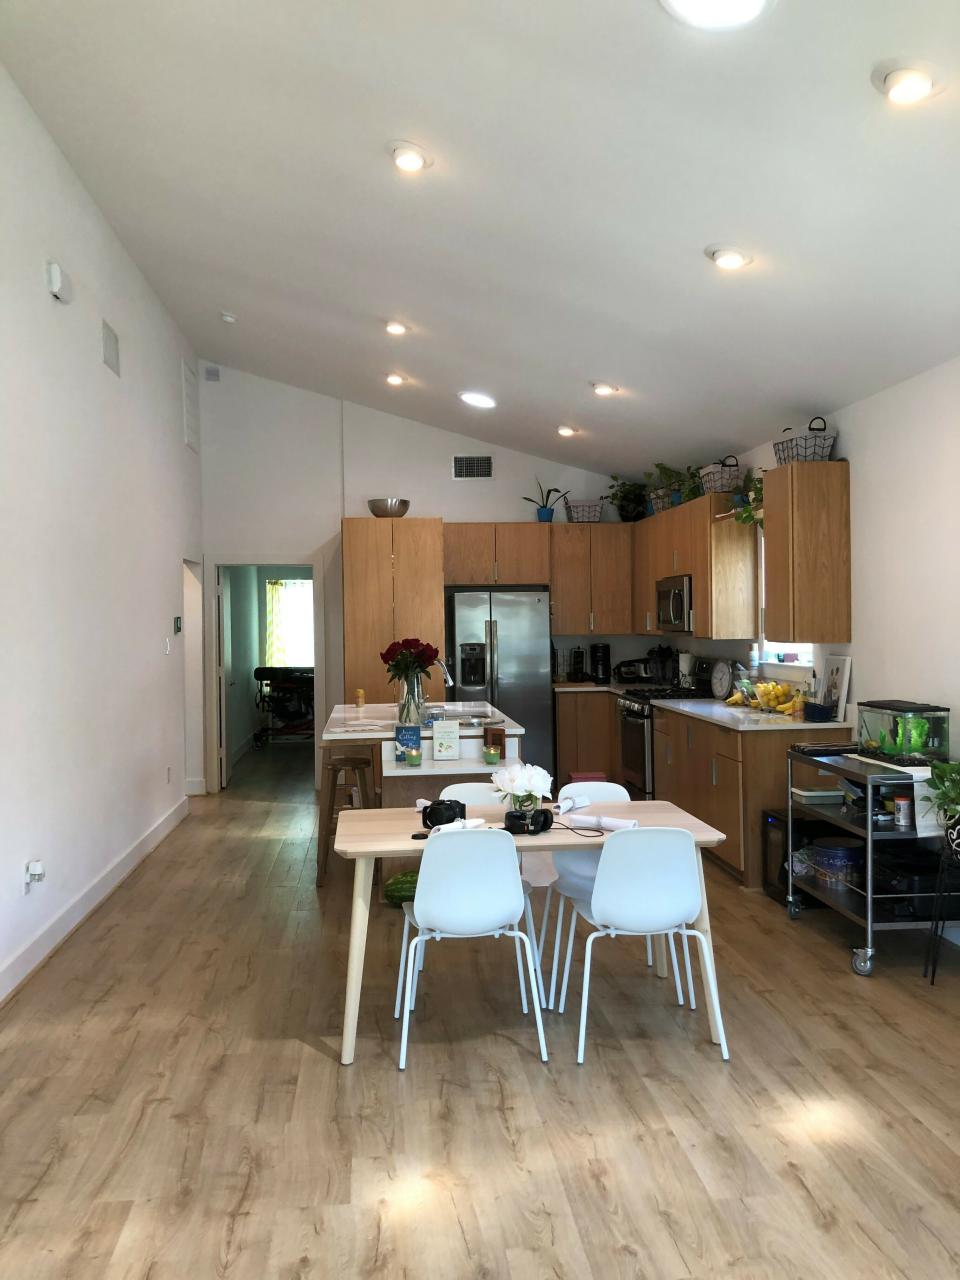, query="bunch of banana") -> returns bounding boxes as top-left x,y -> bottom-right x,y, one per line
727,680 -> 797,713
725,689 -> 746,706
